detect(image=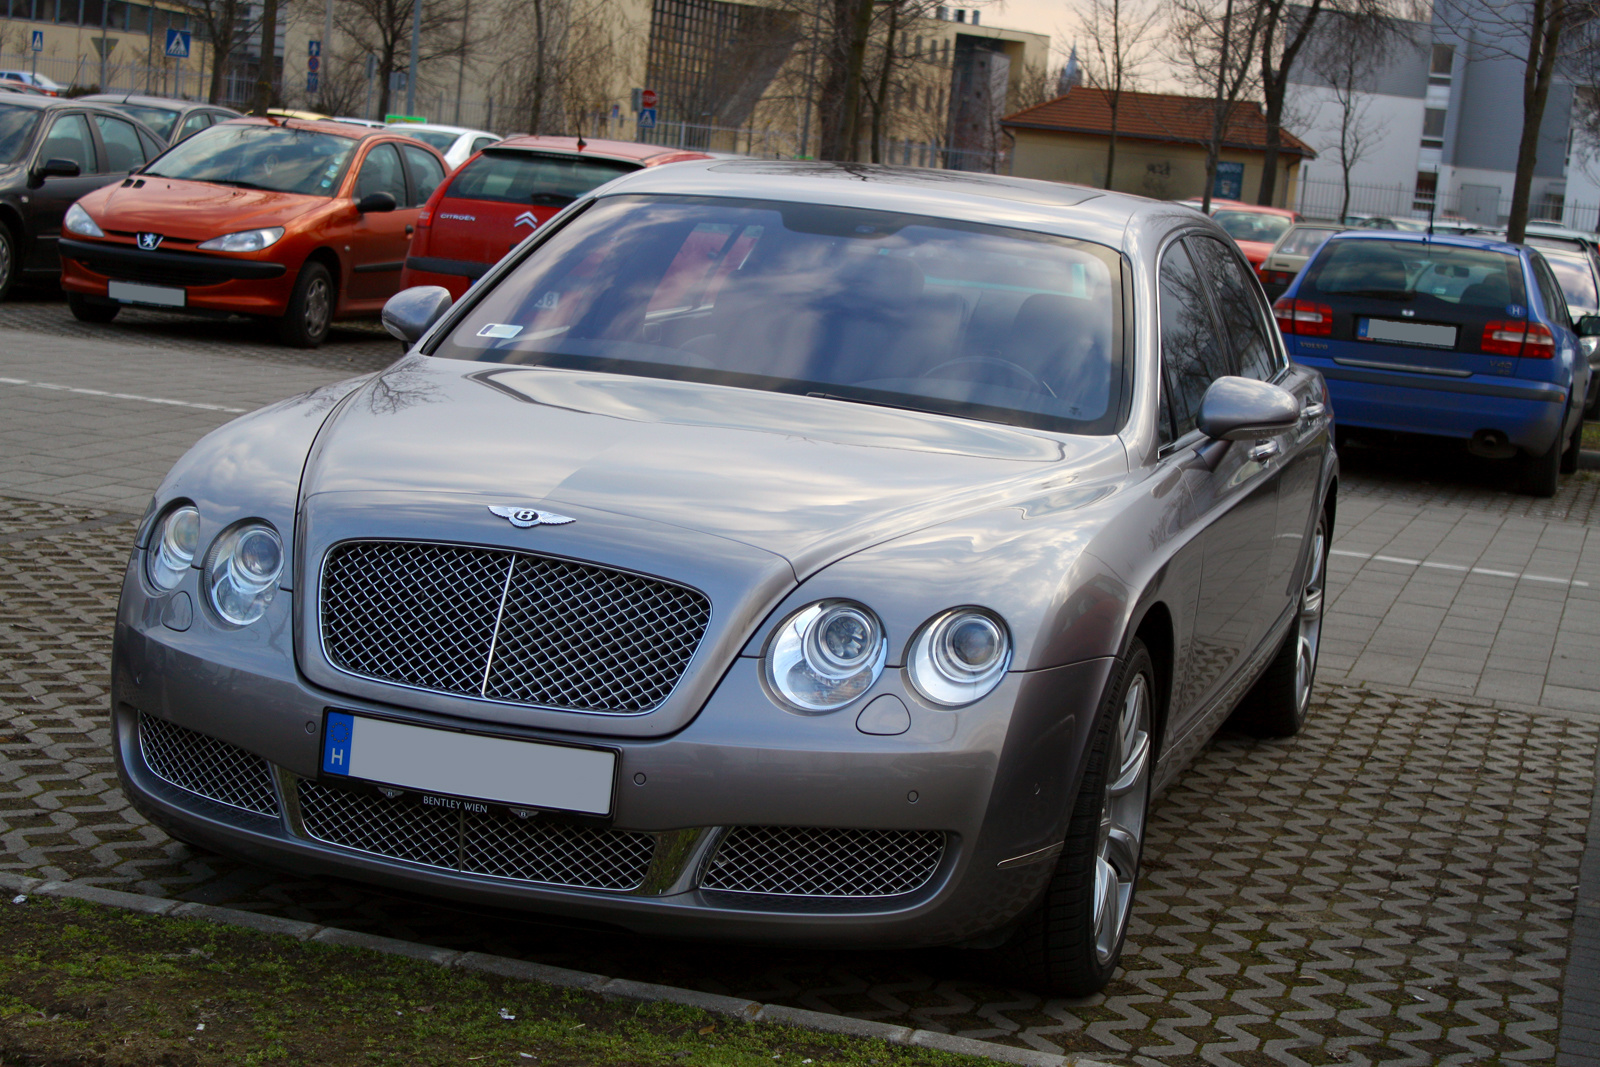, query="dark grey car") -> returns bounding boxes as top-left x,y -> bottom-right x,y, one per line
110,162 -> 1337,995
79,94 -> 241,146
